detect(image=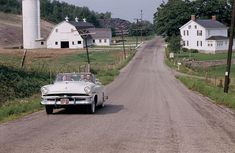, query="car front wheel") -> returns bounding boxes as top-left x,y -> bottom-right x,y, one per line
45,106 -> 53,114
88,101 -> 96,114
